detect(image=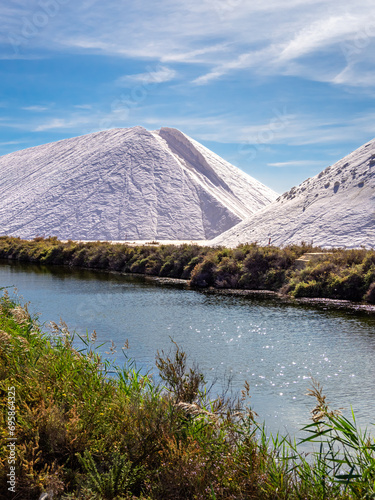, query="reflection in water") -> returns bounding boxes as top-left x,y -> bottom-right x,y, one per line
1,259 -> 375,438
